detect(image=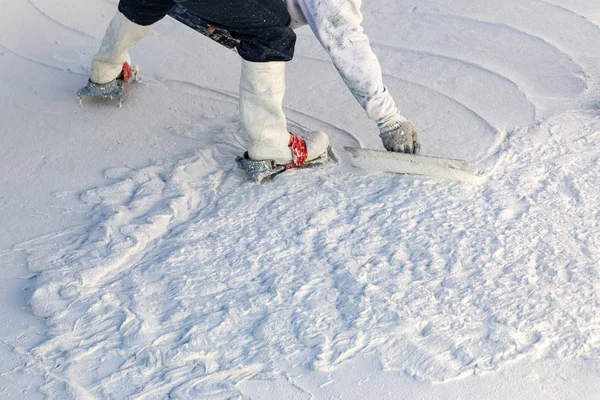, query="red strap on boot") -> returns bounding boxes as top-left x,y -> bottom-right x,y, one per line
286,133 -> 308,169
122,62 -> 132,83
